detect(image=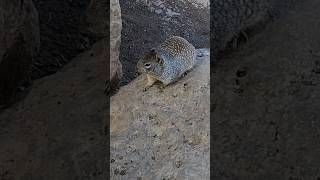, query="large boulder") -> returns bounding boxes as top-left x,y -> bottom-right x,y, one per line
110,49 -> 210,179
0,37 -> 107,179
0,0 -> 40,105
